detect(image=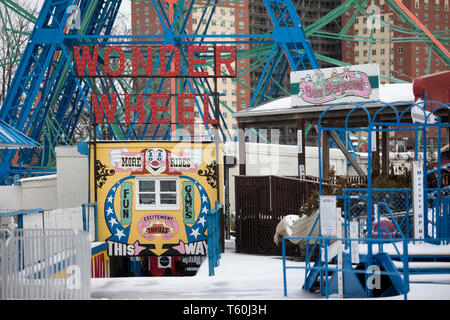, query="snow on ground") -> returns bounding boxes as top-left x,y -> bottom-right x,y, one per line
90,239 -> 450,300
